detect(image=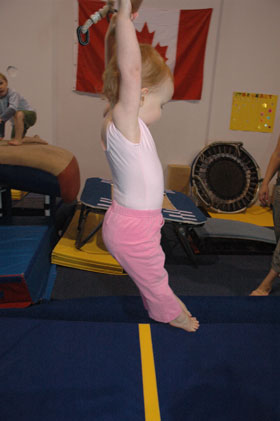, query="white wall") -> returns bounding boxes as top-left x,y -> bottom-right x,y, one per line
1,0 -> 280,196
208,0 -> 280,177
